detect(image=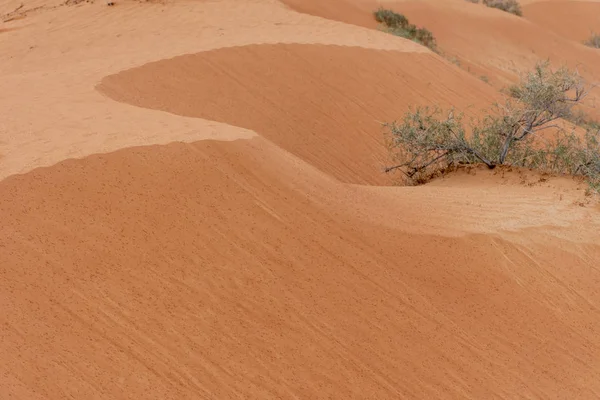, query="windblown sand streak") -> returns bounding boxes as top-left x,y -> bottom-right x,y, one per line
1,0 -> 600,398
